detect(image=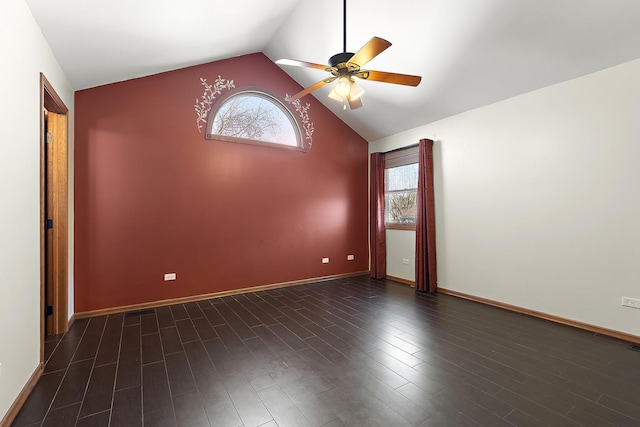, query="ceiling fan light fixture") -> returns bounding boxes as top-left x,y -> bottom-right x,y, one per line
328,78 -> 364,110
328,88 -> 343,102
334,76 -> 352,97
349,80 -> 364,101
